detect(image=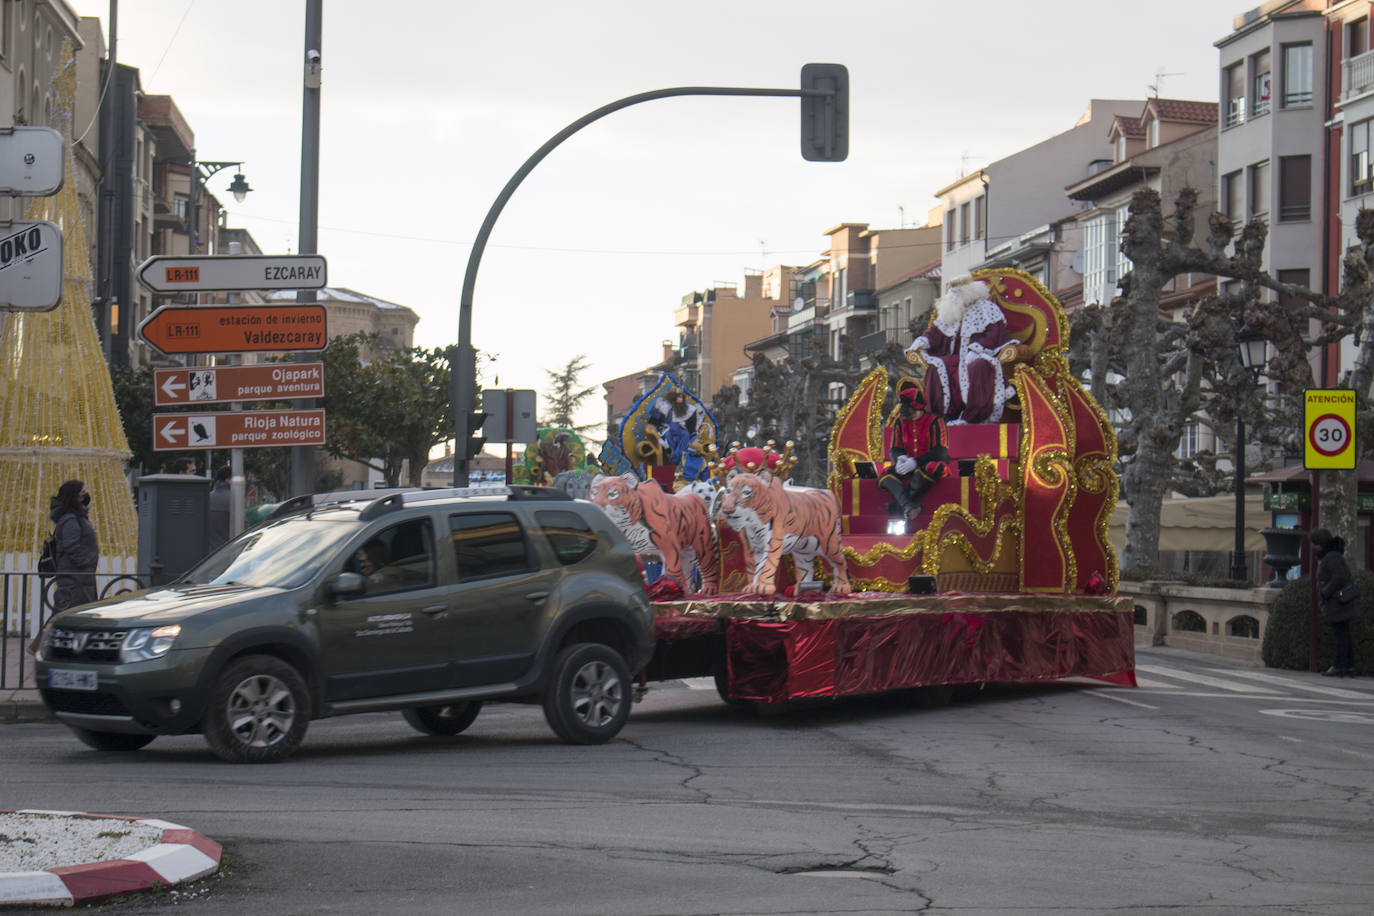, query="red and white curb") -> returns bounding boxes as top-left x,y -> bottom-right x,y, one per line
0,810 -> 221,908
